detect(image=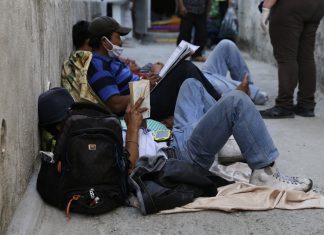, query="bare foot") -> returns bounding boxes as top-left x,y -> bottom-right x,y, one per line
236,74 -> 250,96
